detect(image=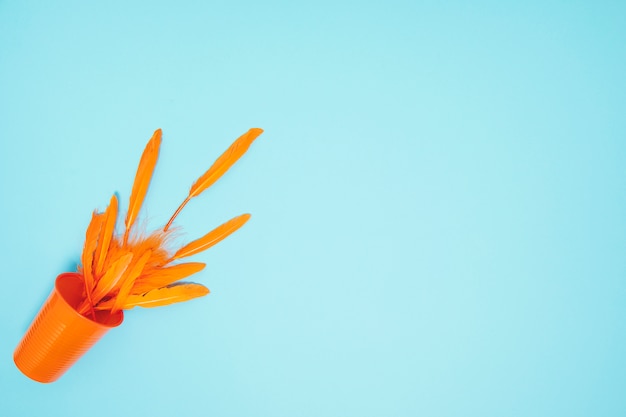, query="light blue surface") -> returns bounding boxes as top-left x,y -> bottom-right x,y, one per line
1,1 -> 625,416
